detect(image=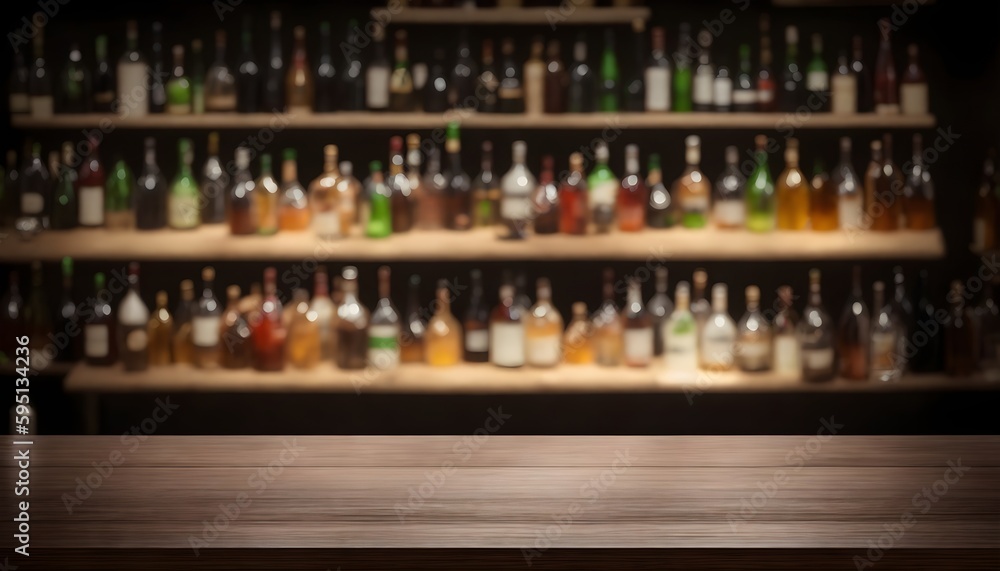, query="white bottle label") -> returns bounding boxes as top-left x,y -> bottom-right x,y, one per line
839,196 -> 863,231
117,62 -> 149,117
192,315 -> 221,348
683,194 -> 710,214
526,334 -> 561,367
490,322 -> 525,367
465,329 -> 489,353
773,334 -> 802,375
366,67 -> 391,109
367,324 -> 400,370
591,180 -> 618,208
85,325 -> 109,358
313,211 -> 341,238
170,196 -> 200,228
524,63 -> 545,114
693,72 -> 713,105
644,67 -> 670,111
79,186 -> 105,225
831,74 -> 857,114
500,196 -> 532,221
738,339 -> 771,369
125,327 -> 148,352
900,83 -> 928,115
9,93 -> 29,113
665,331 -> 698,371
871,332 -> 897,369
702,335 -> 735,367
713,77 -> 733,107
713,200 -> 745,227
757,88 -> 774,103
20,192 -> 43,215
29,95 -> 54,118
806,70 -> 829,92
732,88 -> 757,106
802,347 -> 834,371
623,327 -> 654,365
